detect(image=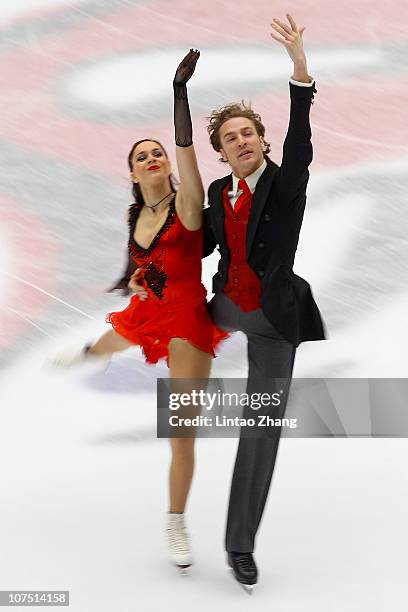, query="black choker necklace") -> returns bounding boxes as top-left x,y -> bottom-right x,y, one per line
144,192 -> 173,209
